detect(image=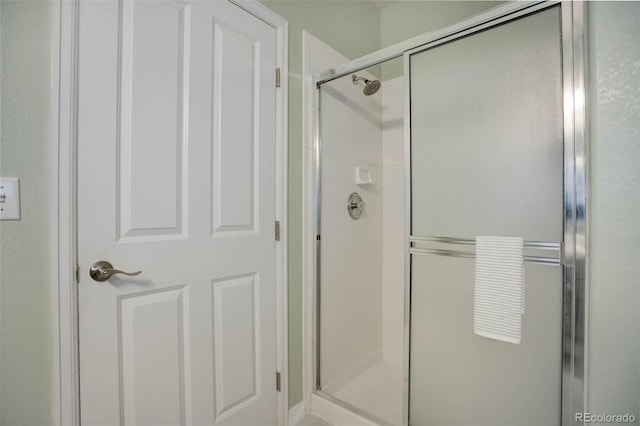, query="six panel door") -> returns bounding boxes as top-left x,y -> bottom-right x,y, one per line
77,1 -> 278,424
